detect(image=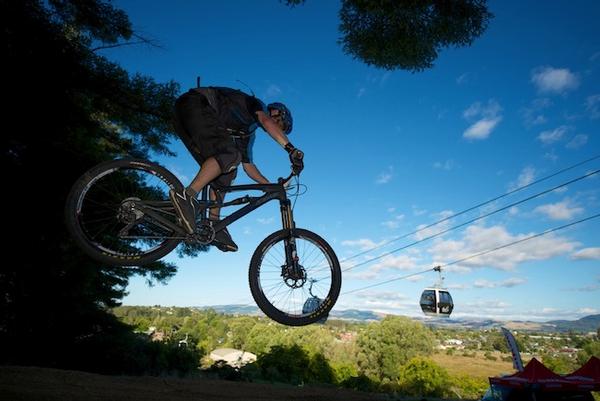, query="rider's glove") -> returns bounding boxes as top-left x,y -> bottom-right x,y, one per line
285,143 -> 304,175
